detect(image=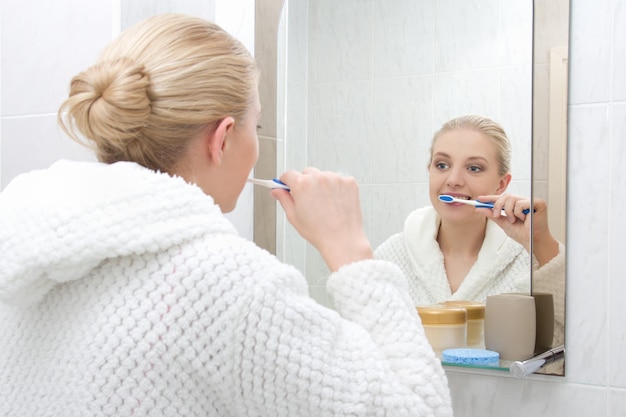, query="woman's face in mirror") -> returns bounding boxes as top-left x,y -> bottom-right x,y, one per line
428,129 -> 509,223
